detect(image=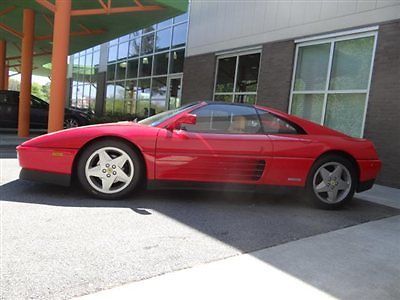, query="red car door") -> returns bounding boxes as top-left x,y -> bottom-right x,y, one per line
155,104 -> 273,184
